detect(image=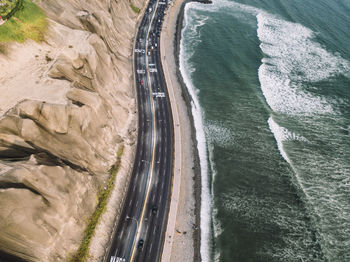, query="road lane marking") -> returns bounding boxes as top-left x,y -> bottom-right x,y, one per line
127,229 -> 131,240
153,92 -> 165,98
120,227 -> 124,239
135,49 -> 145,53
129,0 -> 161,261
149,242 -> 153,253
